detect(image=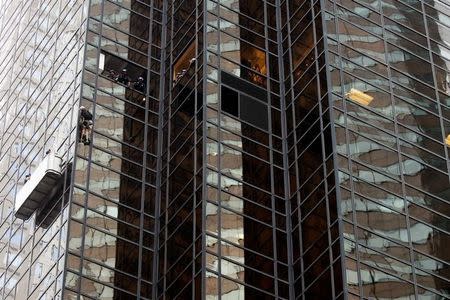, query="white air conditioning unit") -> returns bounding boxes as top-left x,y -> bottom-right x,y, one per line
15,153 -> 64,220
